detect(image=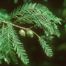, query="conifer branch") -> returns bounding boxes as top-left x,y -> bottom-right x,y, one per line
0,2 -> 62,65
